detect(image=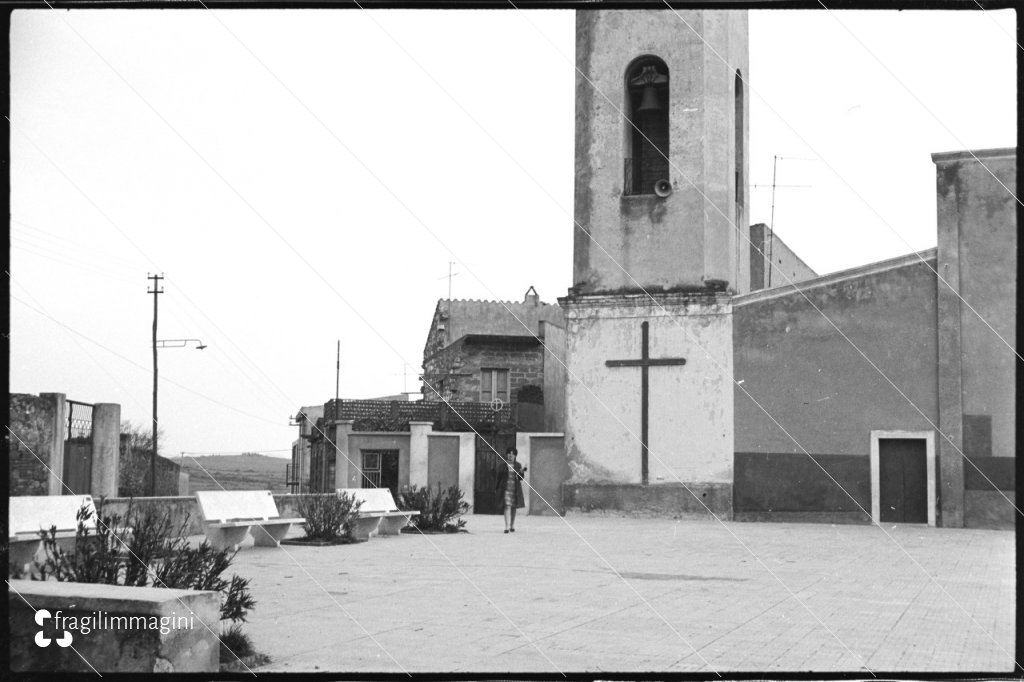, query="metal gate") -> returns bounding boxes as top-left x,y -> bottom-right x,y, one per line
473,433 -> 517,515
63,400 -> 94,495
